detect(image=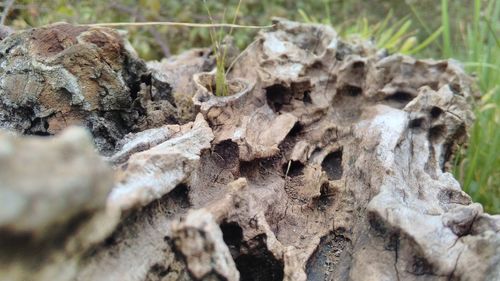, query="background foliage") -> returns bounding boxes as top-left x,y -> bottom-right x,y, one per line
2,0 -> 499,213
